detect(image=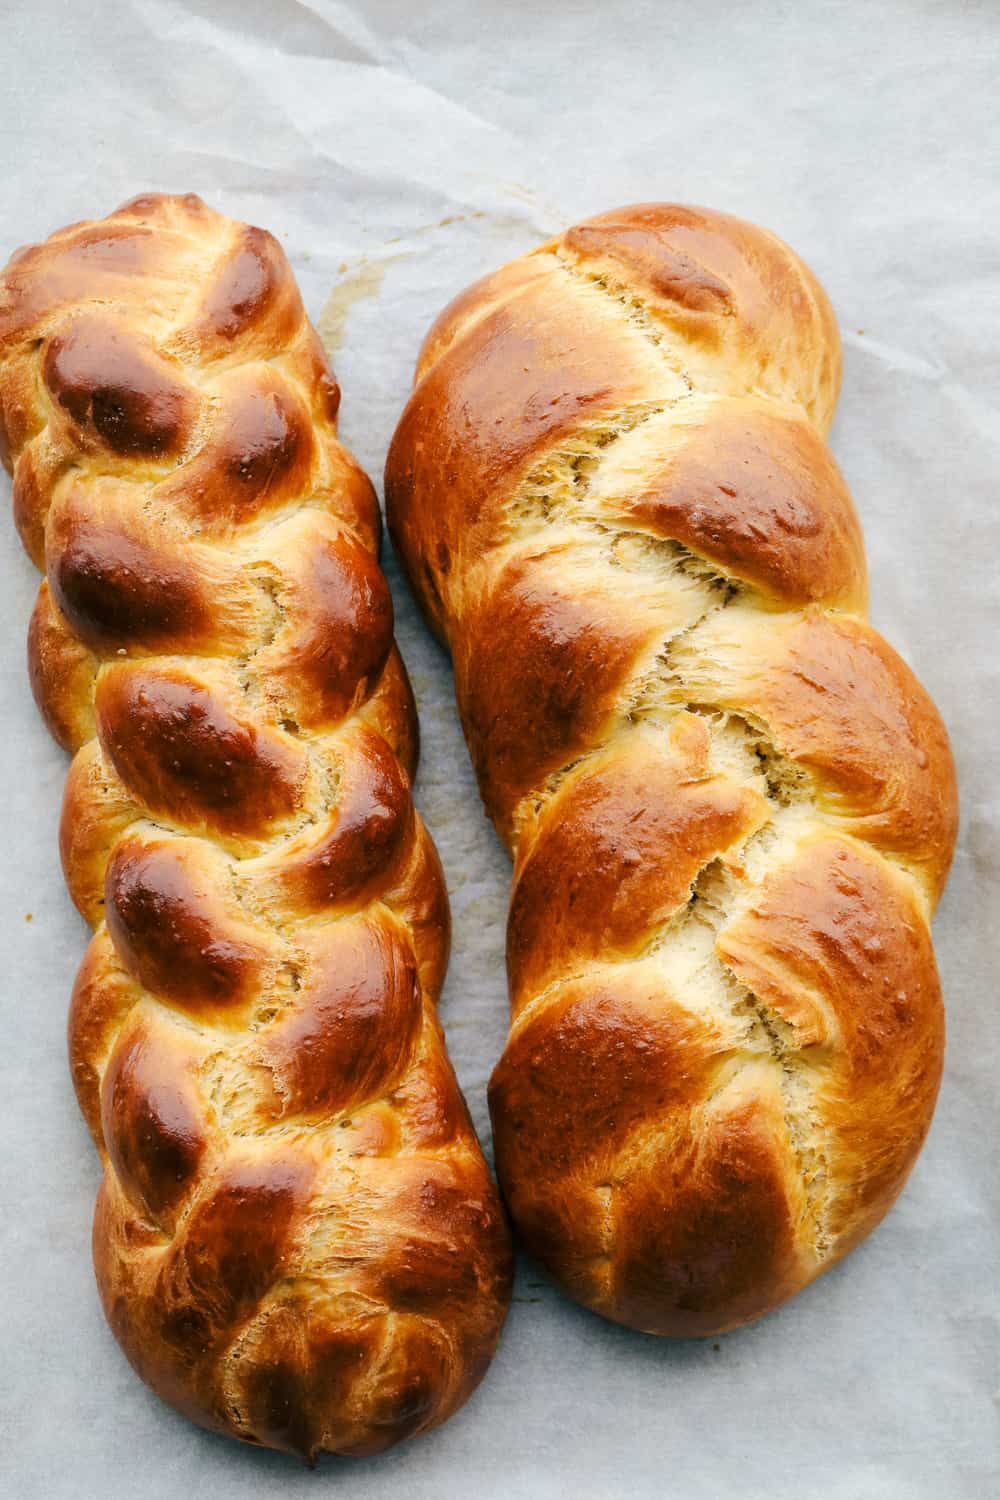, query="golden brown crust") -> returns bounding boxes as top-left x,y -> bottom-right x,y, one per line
3,193 -> 511,1459
385,202 -> 957,1336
